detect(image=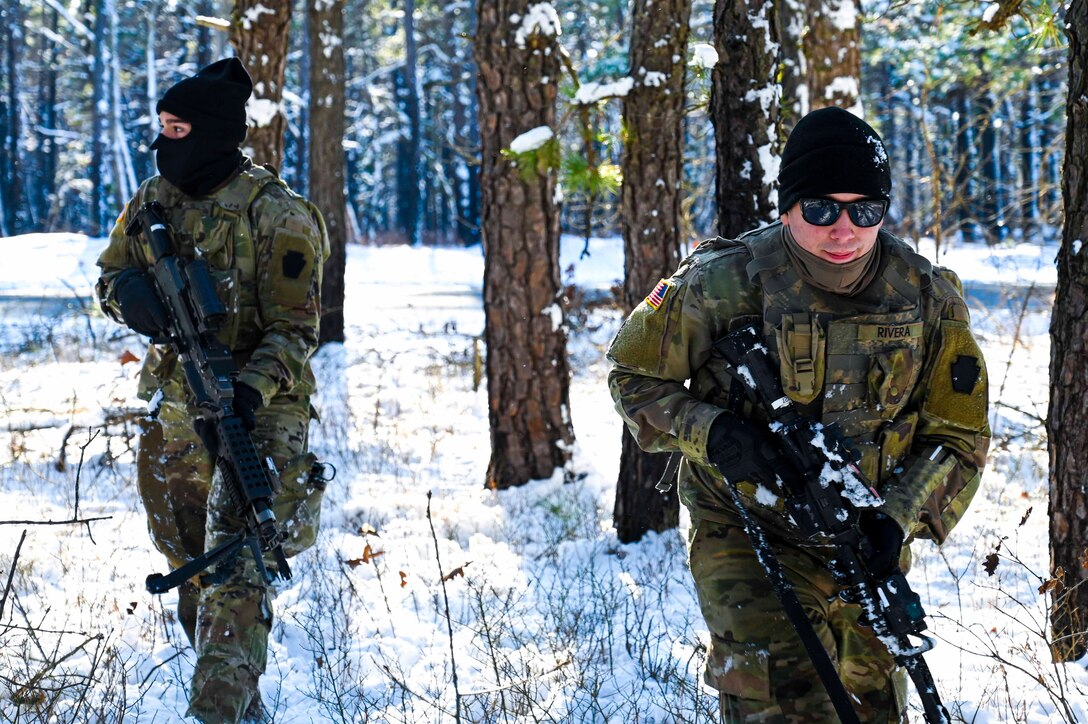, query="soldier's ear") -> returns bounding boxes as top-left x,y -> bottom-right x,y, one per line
780,212 -> 791,226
